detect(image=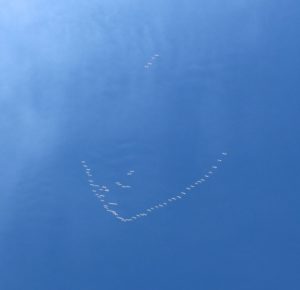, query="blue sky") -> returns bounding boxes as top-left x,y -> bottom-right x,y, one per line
0,1 -> 300,289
